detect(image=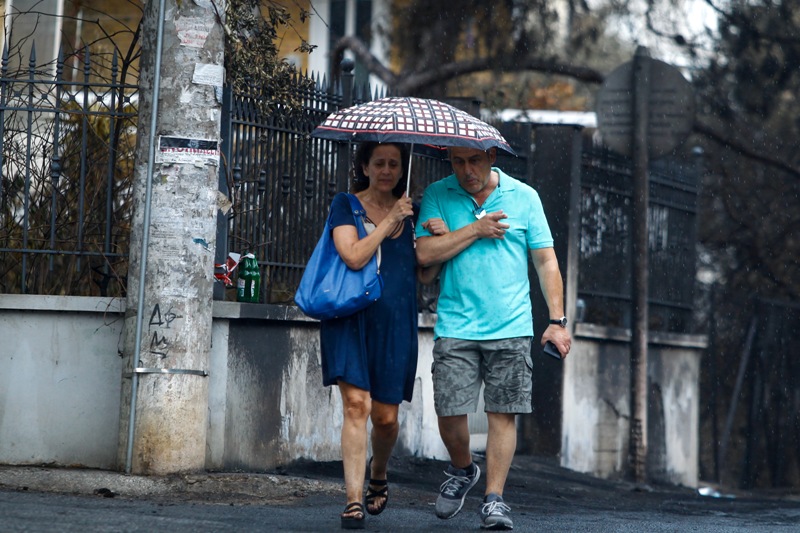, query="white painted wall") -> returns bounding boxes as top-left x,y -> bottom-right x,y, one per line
0,295 -> 448,471
0,296 -> 124,467
561,323 -> 704,487
306,0 -> 390,88
1,295 -> 703,487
